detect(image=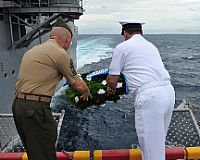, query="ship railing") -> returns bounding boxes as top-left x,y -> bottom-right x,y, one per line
1,147 -> 200,159
0,110 -> 65,151
0,0 -> 20,7
0,0 -> 83,8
